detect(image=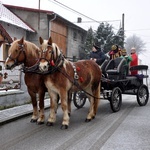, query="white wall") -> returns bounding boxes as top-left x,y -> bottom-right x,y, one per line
1,22 -> 26,40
